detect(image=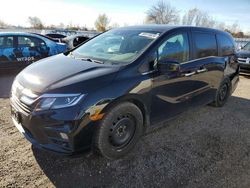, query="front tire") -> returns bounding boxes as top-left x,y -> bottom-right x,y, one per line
93,102 -> 144,159
211,78 -> 231,107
